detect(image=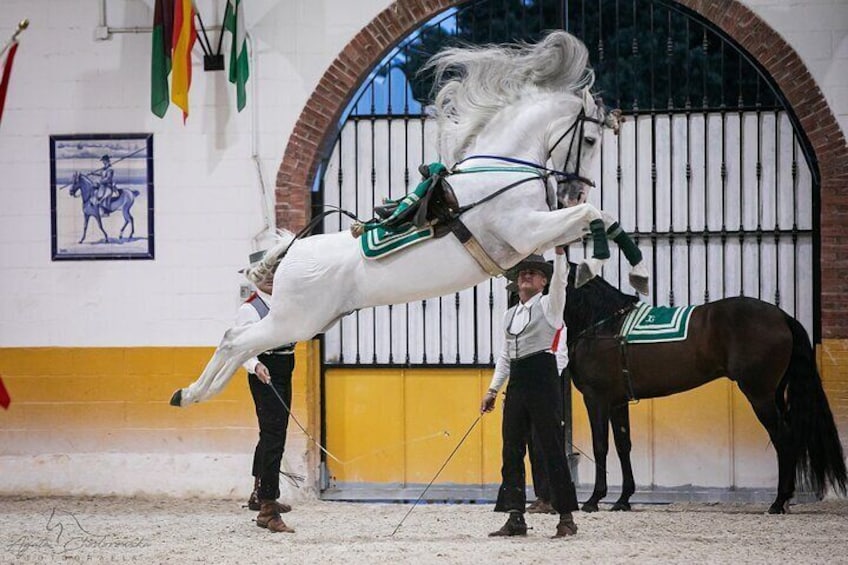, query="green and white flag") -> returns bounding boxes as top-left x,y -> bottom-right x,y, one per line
224,0 -> 249,111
